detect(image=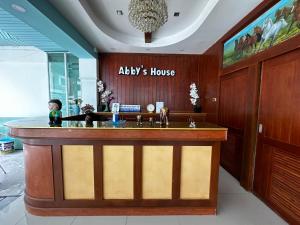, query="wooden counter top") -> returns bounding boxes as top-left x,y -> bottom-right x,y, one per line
5,117 -> 227,141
